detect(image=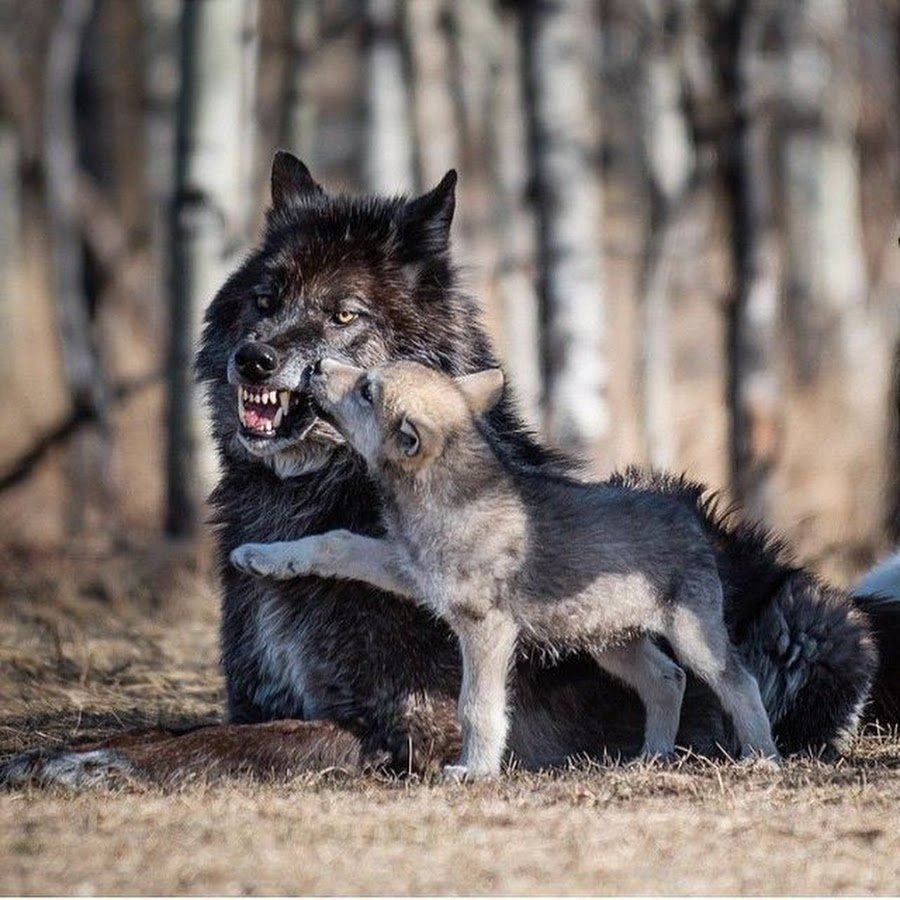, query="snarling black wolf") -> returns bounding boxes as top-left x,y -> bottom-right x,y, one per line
2,152 -> 897,786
